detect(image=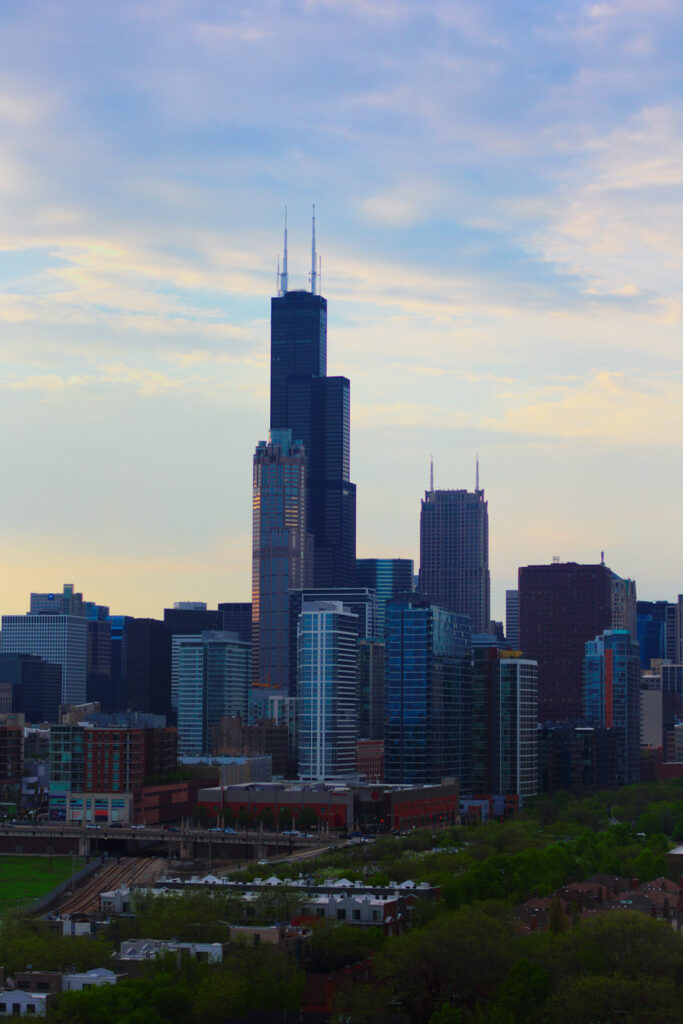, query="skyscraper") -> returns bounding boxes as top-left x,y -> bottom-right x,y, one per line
1,613 -> 88,705
518,560 -> 635,723
384,594 -> 471,789
583,629 -> 641,785
419,481 -> 490,635
296,600 -> 358,781
355,558 -> 414,638
252,429 -> 312,694
269,214 -> 356,588
174,631 -> 251,756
